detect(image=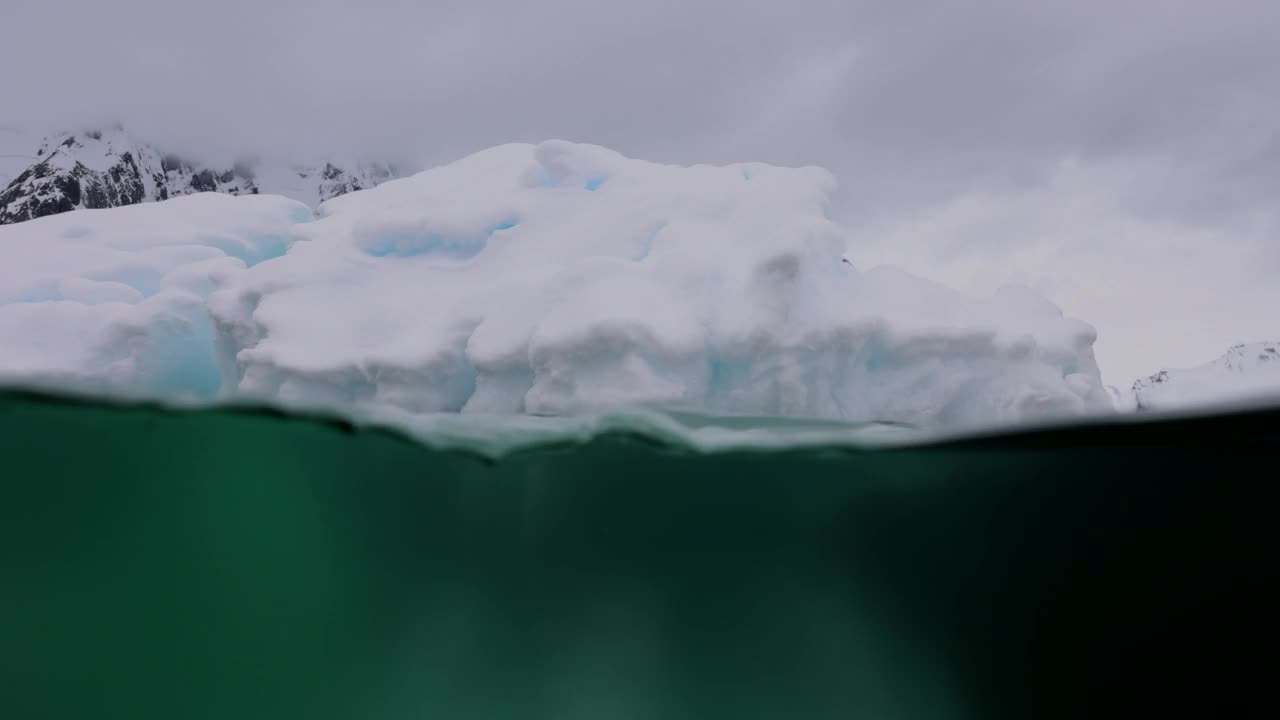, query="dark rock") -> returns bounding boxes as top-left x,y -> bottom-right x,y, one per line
0,161 -> 83,223
190,169 -> 217,192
